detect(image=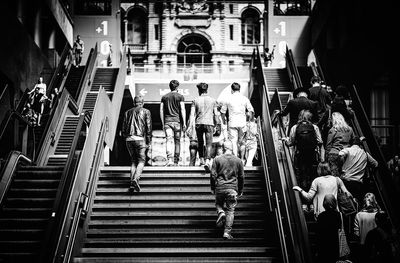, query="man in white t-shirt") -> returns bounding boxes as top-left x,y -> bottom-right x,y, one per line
220,82 -> 254,157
